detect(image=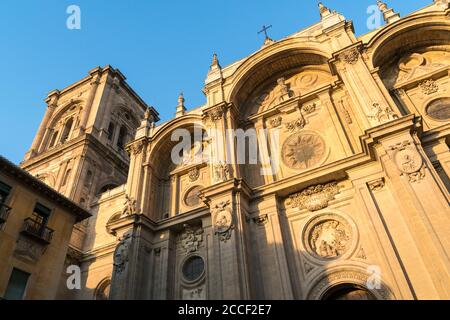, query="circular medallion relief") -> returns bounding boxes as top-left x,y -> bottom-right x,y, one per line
182,255 -> 205,282
394,149 -> 423,174
214,208 -> 233,234
184,186 -> 203,207
304,215 -> 352,260
282,132 -> 326,170
426,98 -> 450,121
